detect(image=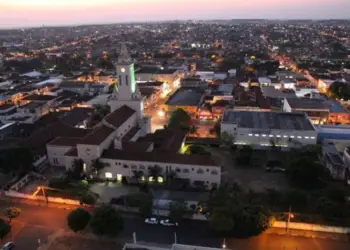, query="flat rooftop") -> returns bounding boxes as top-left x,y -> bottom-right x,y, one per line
166,87 -> 203,107
222,110 -> 315,131
285,98 -> 329,110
